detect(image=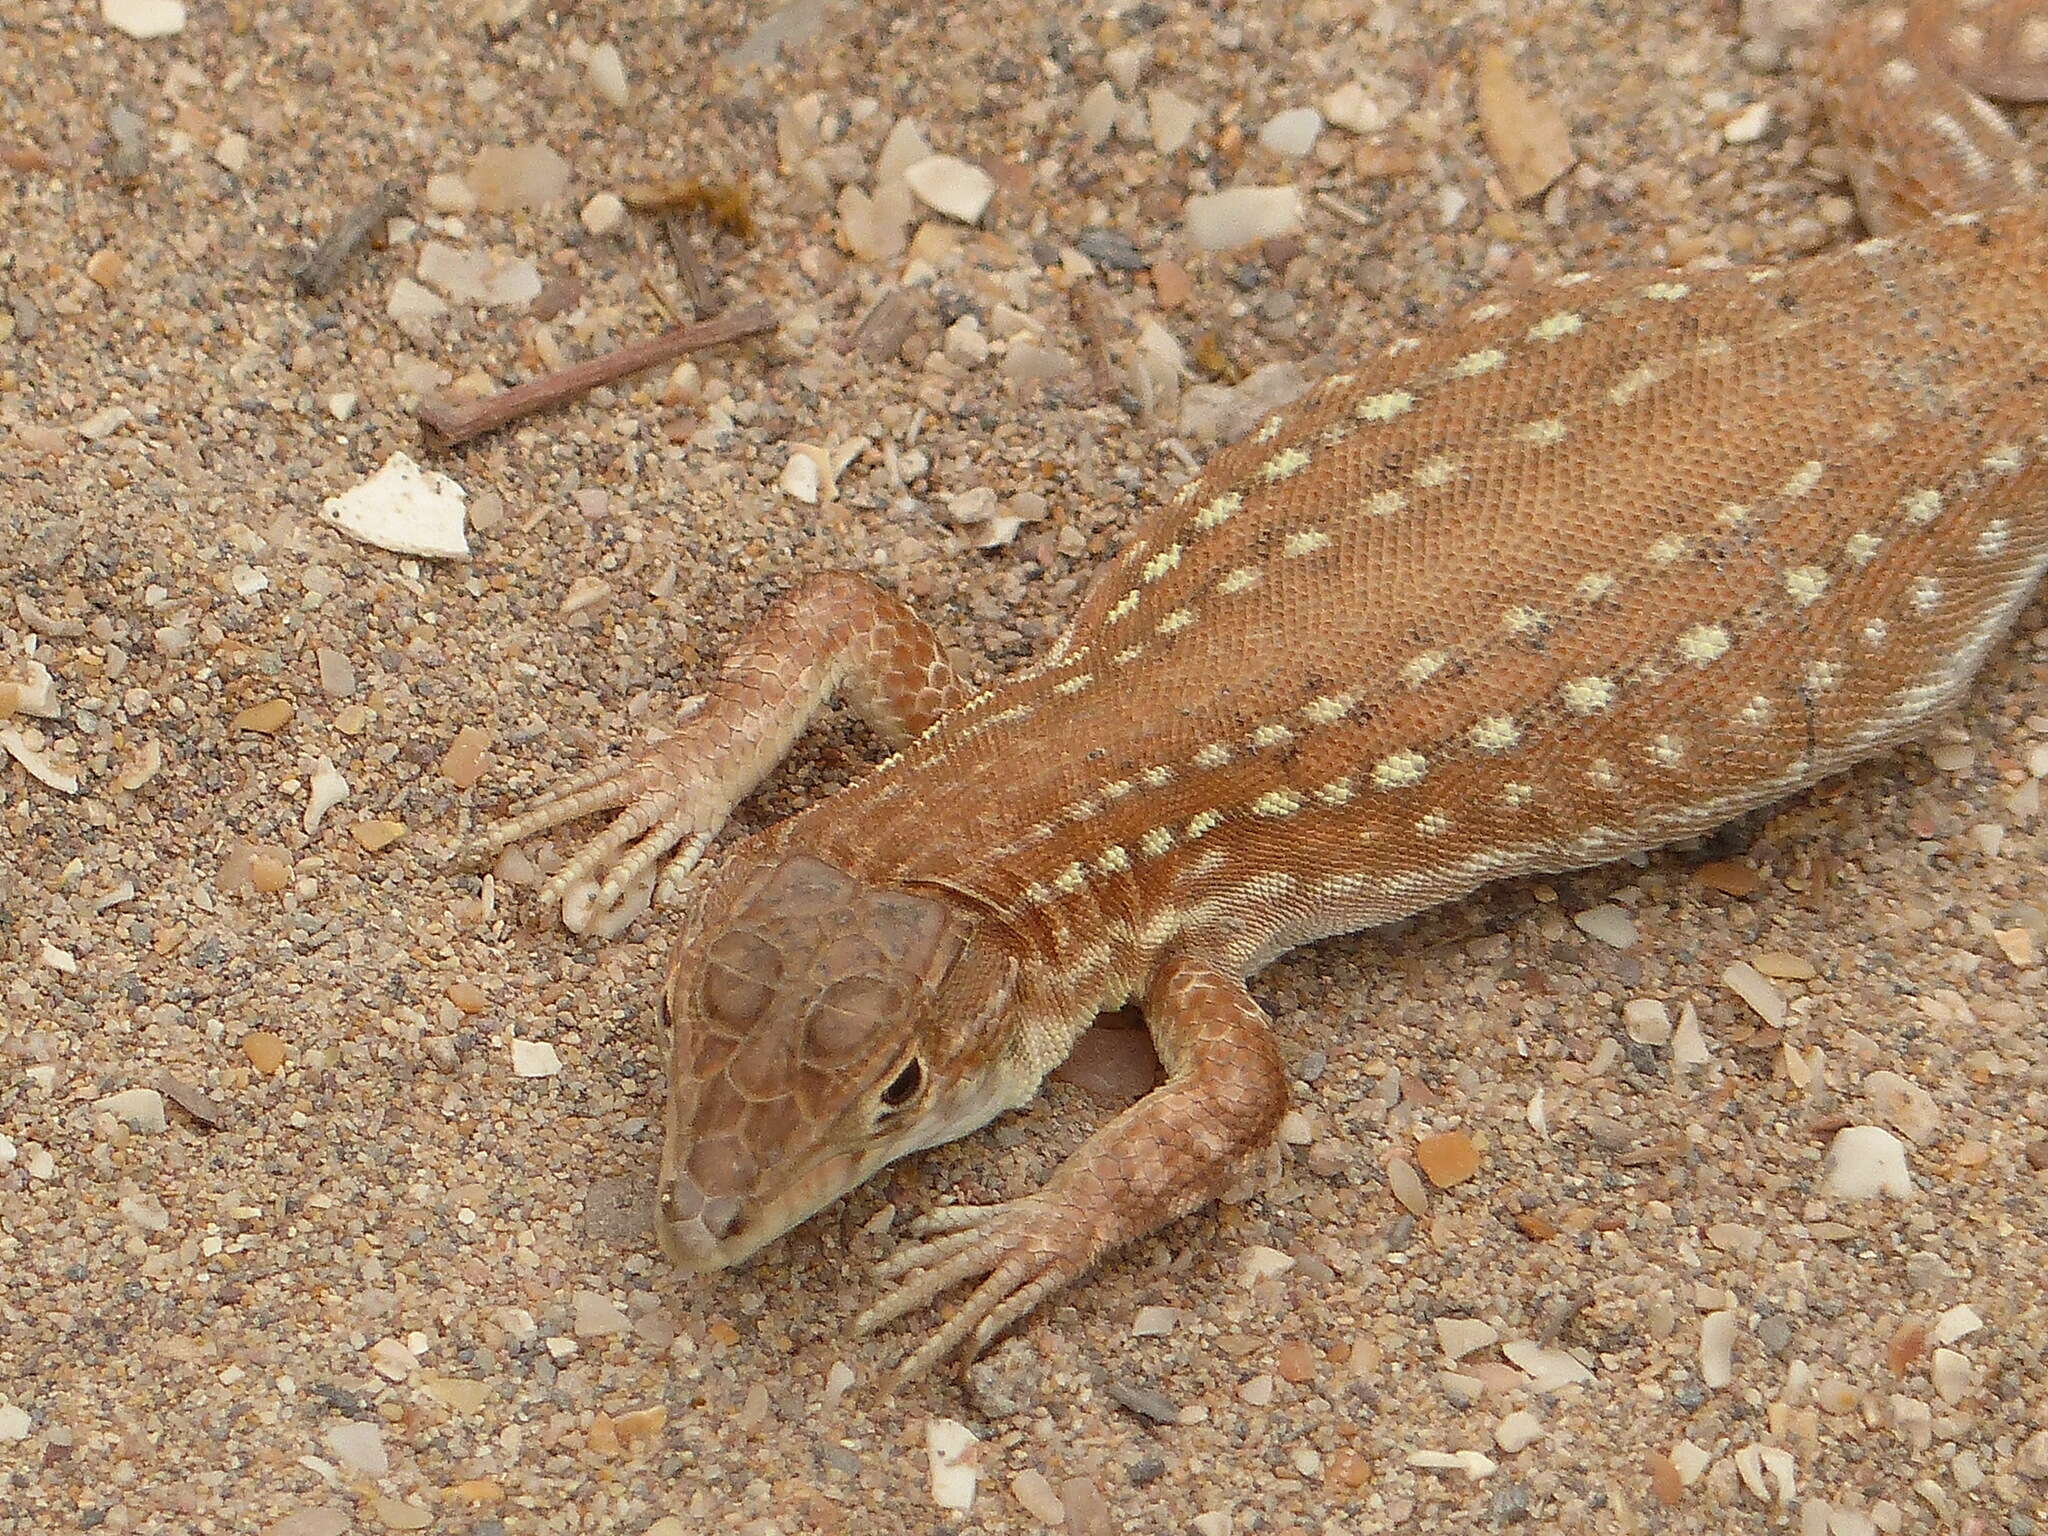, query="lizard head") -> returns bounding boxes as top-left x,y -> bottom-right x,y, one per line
652,847 -> 1025,1272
